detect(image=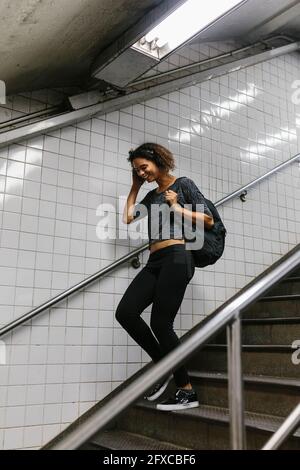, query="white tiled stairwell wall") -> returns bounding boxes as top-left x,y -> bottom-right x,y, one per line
0,44 -> 300,449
